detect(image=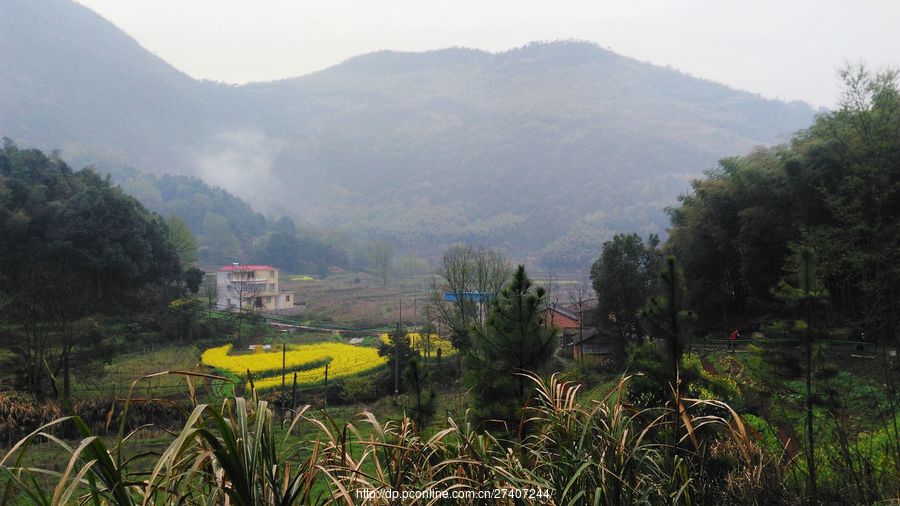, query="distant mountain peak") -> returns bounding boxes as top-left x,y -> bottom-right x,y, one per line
1,0 -> 819,270
335,47 -> 491,74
